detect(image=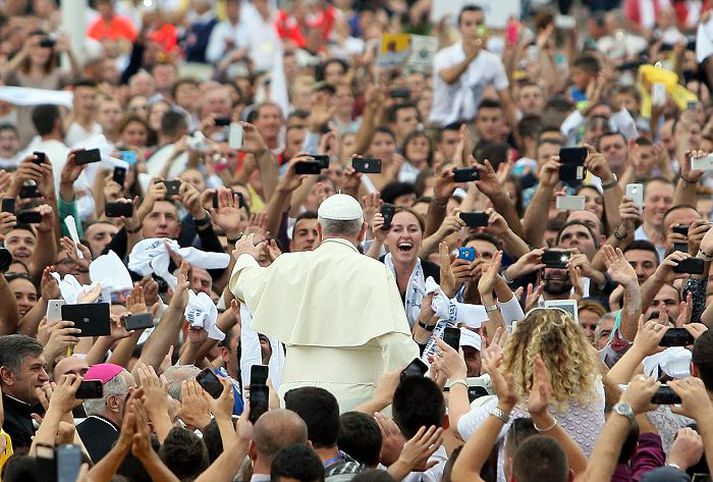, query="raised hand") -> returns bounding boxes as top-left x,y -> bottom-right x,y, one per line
602,245 -> 638,288
620,374 -> 659,414
527,354 -> 552,416
209,377 -> 235,422
211,188 -> 244,239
